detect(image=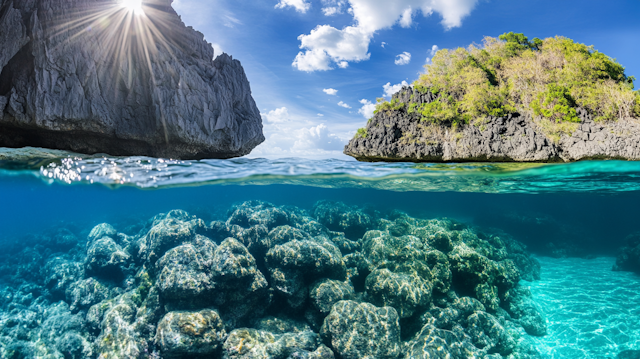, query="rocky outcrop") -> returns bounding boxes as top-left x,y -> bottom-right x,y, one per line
345,86 -> 640,162
0,0 -> 263,159
0,200 -> 545,358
